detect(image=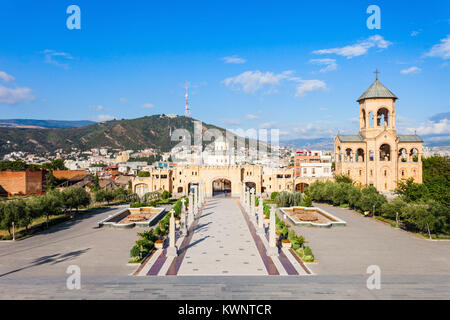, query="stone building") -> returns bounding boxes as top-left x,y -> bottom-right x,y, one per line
334,76 -> 423,192
132,164 -> 330,198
